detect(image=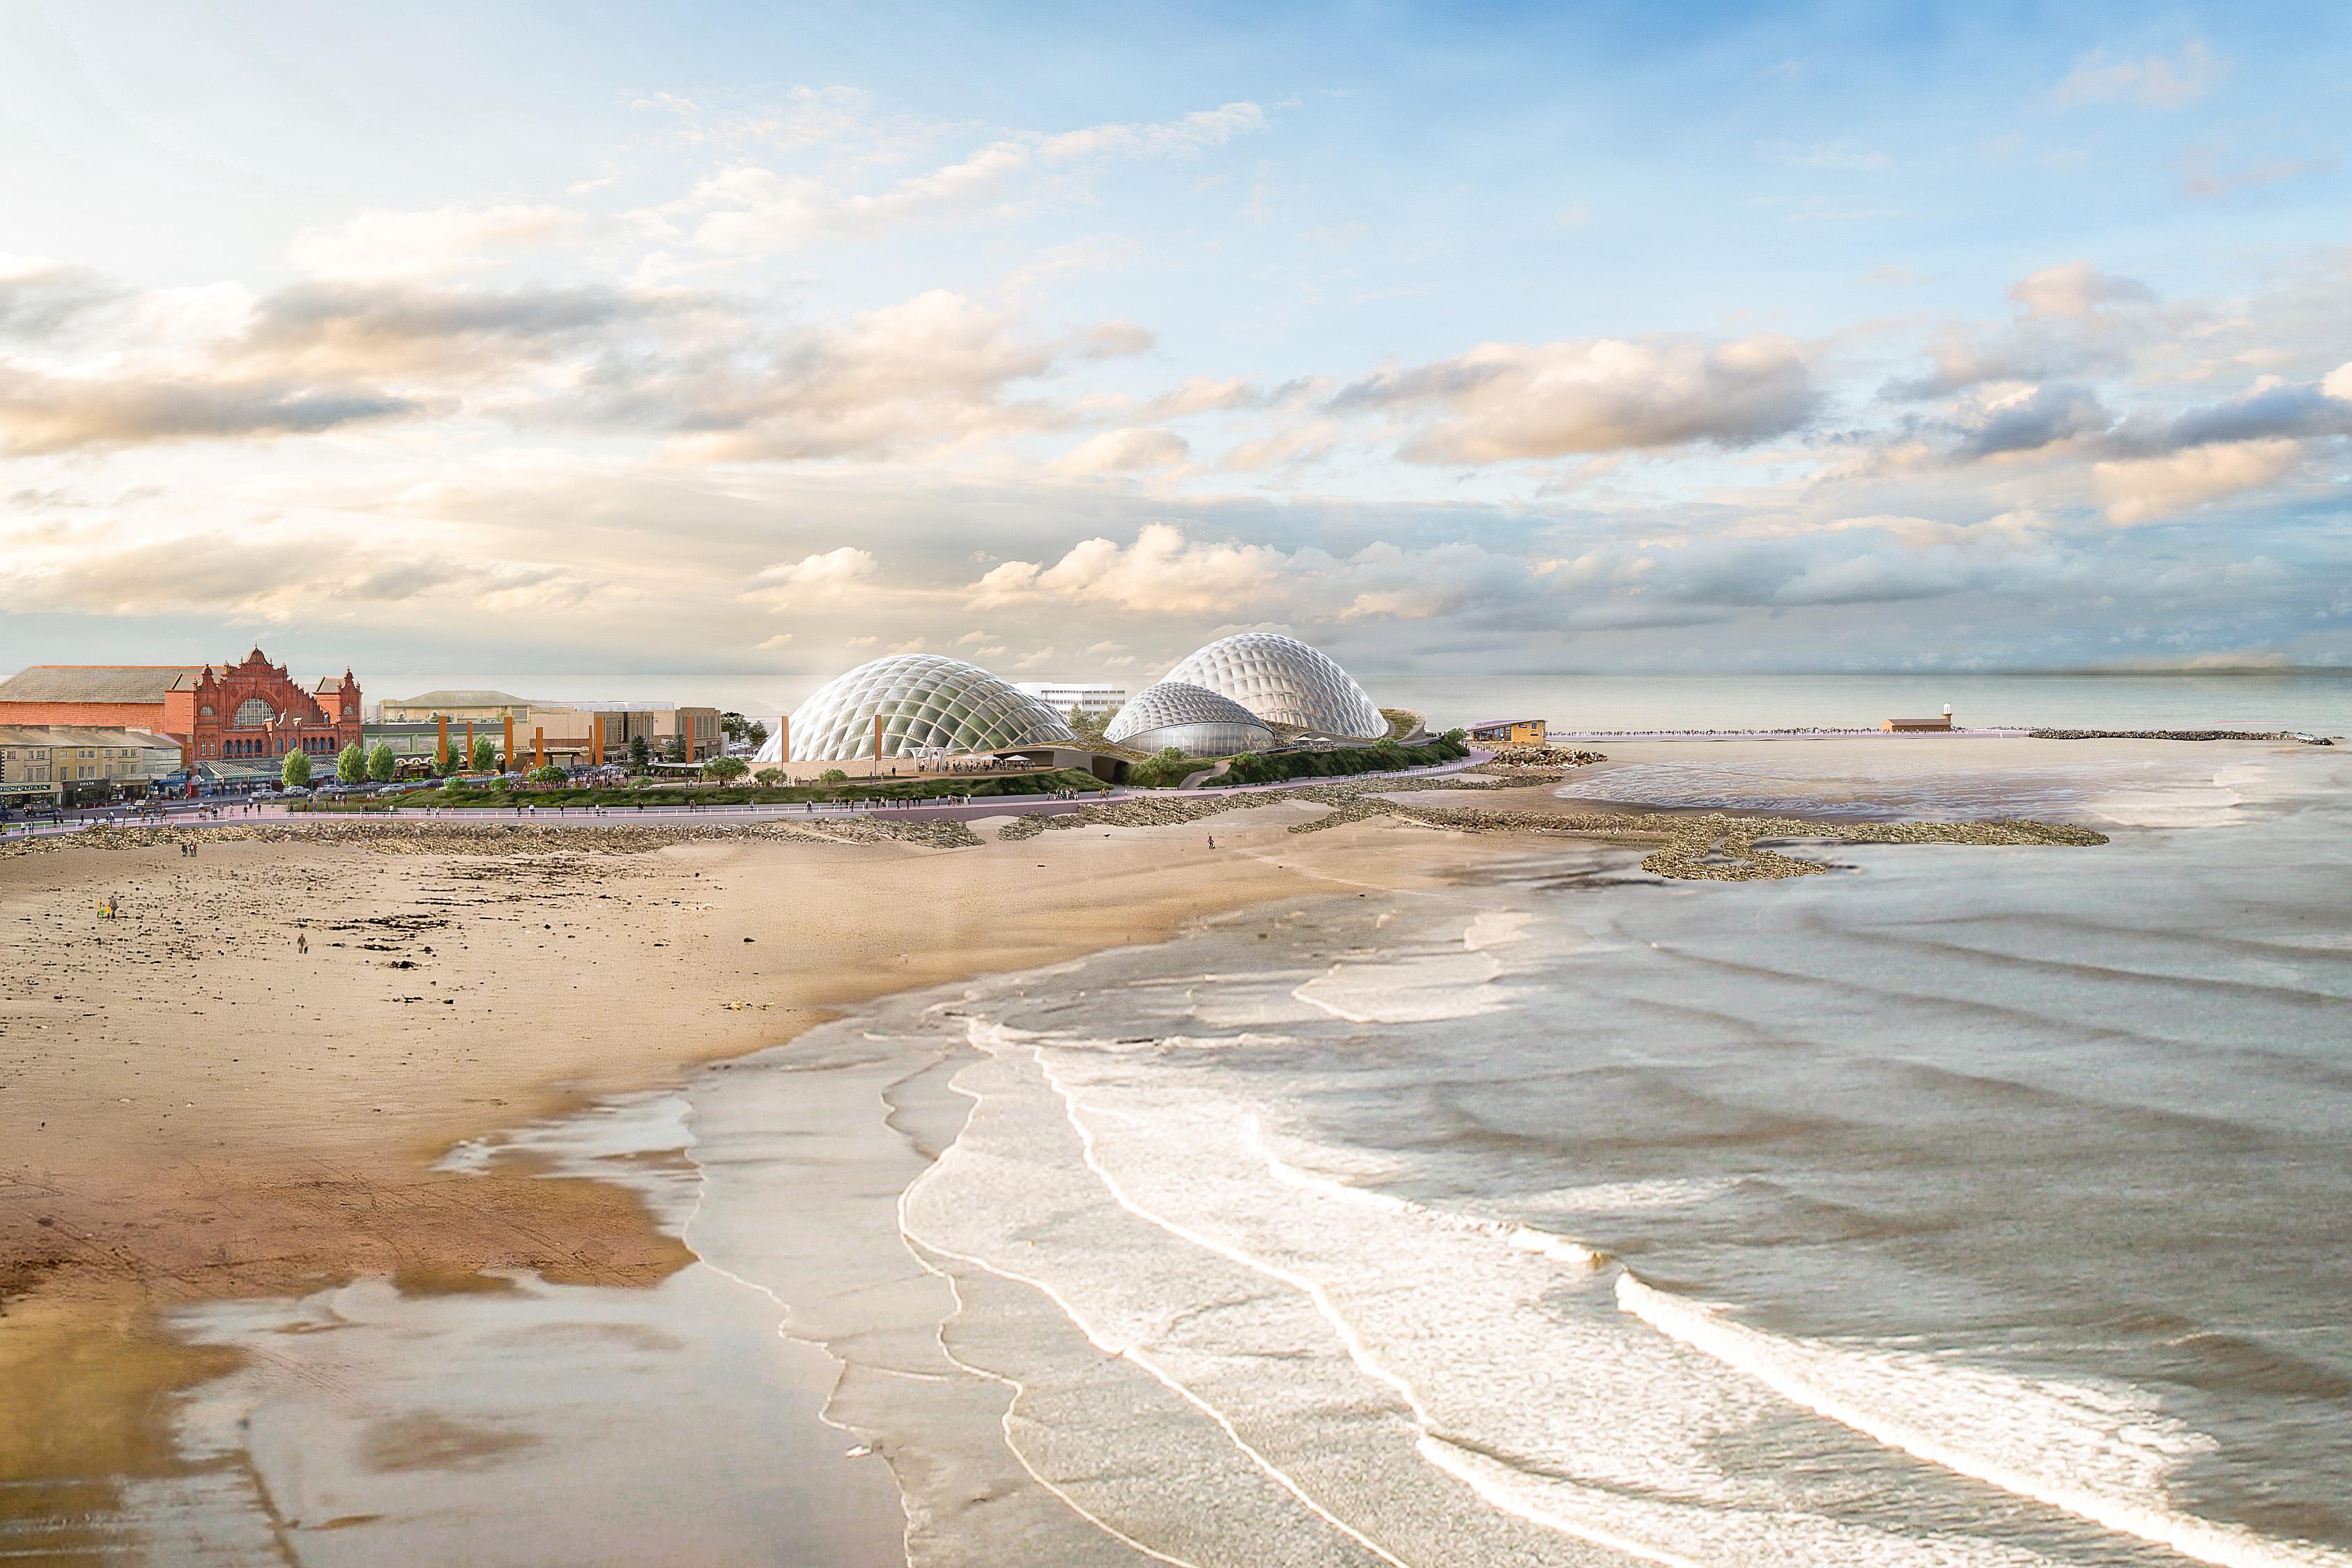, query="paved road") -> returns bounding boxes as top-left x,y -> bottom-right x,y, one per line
0,753 -> 1491,845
